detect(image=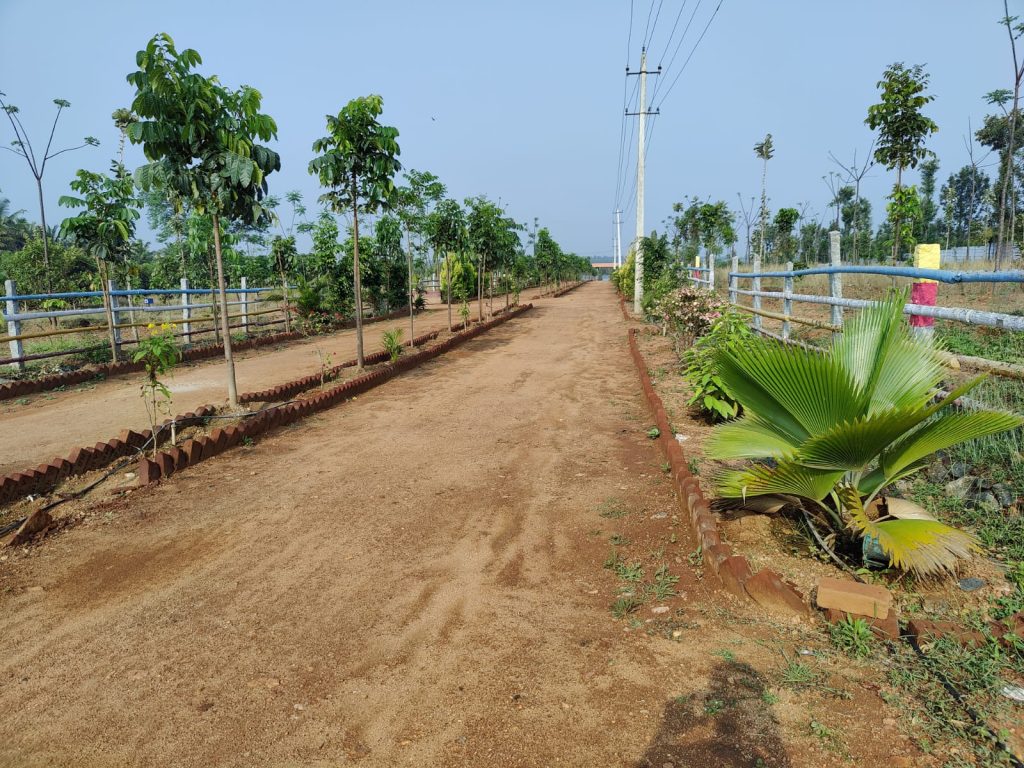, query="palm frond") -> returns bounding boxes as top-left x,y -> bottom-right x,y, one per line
716,461 -> 845,502
704,413 -> 801,460
838,485 -> 979,576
